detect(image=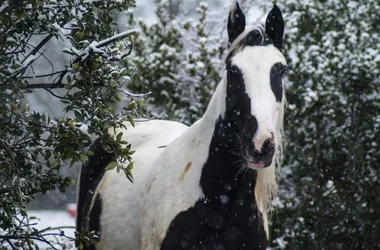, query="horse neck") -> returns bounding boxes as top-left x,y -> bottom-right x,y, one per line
193,75 -> 276,239
190,75 -> 271,239
201,76 -> 227,124
196,76 -> 257,194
